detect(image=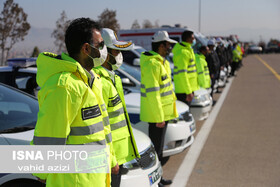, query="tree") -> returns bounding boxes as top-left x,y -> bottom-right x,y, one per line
131,20 -> 140,29
98,9 -> 120,32
0,0 -> 30,65
142,19 -> 153,28
31,46 -> 40,57
51,10 -> 70,54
